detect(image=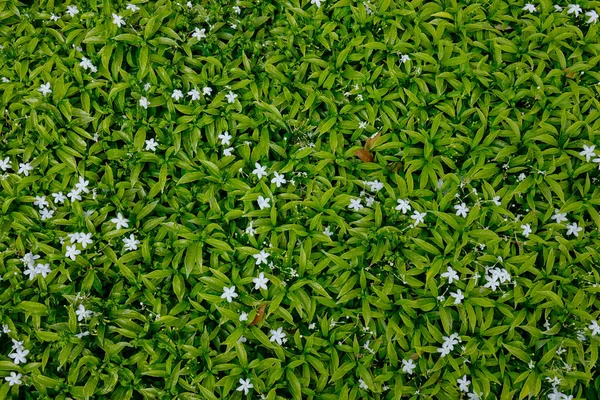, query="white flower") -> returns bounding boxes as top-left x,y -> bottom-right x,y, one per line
400,54 -> 411,63
368,180 -> 383,192
450,289 -> 464,305
239,312 -> 248,322
203,86 -> 212,96
586,10 -> 599,23
218,131 -> 232,146
11,339 -> 24,352
23,264 -> 38,280
221,286 -> 238,303
38,82 -> 52,96
252,163 -> 268,179
396,199 -> 411,214
358,379 -> 368,390
18,162 -> 33,176
359,121 -> 367,129
111,213 -> 129,230
252,272 -> 269,290
311,0 -> 324,7
226,91 -> 238,103
323,226 -> 333,237
233,5 -> 241,13
269,327 -> 286,345
551,209 -> 567,224
171,89 -> 184,101
35,263 -> 52,278
139,96 -> 149,109
192,27 -> 206,40
126,3 -> 140,12
76,176 -> 90,193
145,138 -> 158,152
75,331 -> 90,338
566,222 -> 582,237
66,5 -> 79,17
80,57 -> 96,72
411,210 -> 426,226
521,223 -> 532,238
112,13 -> 125,27
245,222 -> 256,237
5,372 -> 22,386
492,196 -> 502,206
554,4 -> 563,11
271,172 -> 286,187
237,378 -> 253,395
441,267 -> 459,284
402,358 -> 416,374
188,88 -> 200,100
580,144 -> 596,161
50,13 -> 60,21
67,188 -> 82,202
187,1 -> 193,8
454,202 -> 469,218
76,304 -> 93,321
52,191 -> 66,204
123,234 -> 140,251
365,196 -> 375,207
348,198 -> 363,211
523,3 -> 536,13
40,208 -> 54,221
457,375 -> 471,392
467,392 -> 480,400
9,348 -> 29,365
257,196 -> 270,210
78,232 -> 93,249
0,157 -> 10,171
567,3 -> 582,17
143,82 -> 151,91
34,195 -> 49,209
65,245 -> 81,261
253,250 -> 270,265
589,320 -> 600,336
